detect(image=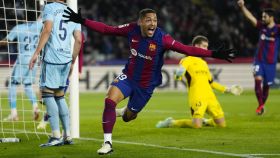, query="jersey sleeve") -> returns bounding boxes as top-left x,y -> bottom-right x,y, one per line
74,23 -> 82,31
42,5 -> 54,22
6,26 -> 18,41
162,34 -> 212,57
277,24 -> 280,36
207,63 -> 227,93
210,81 -> 227,93
84,19 -> 136,36
256,20 -> 263,30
